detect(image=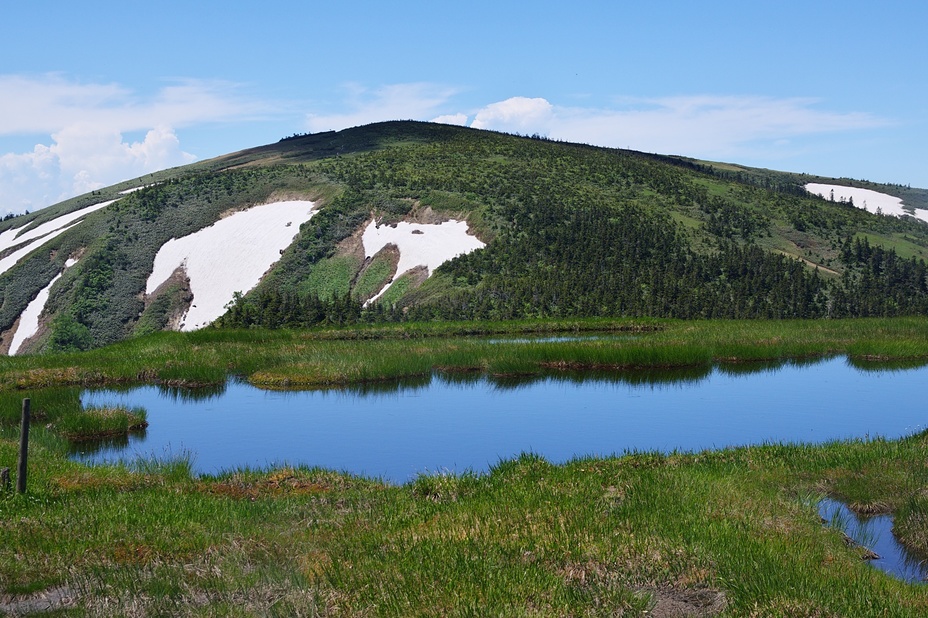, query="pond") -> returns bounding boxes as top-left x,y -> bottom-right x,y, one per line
74,356 -> 928,484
